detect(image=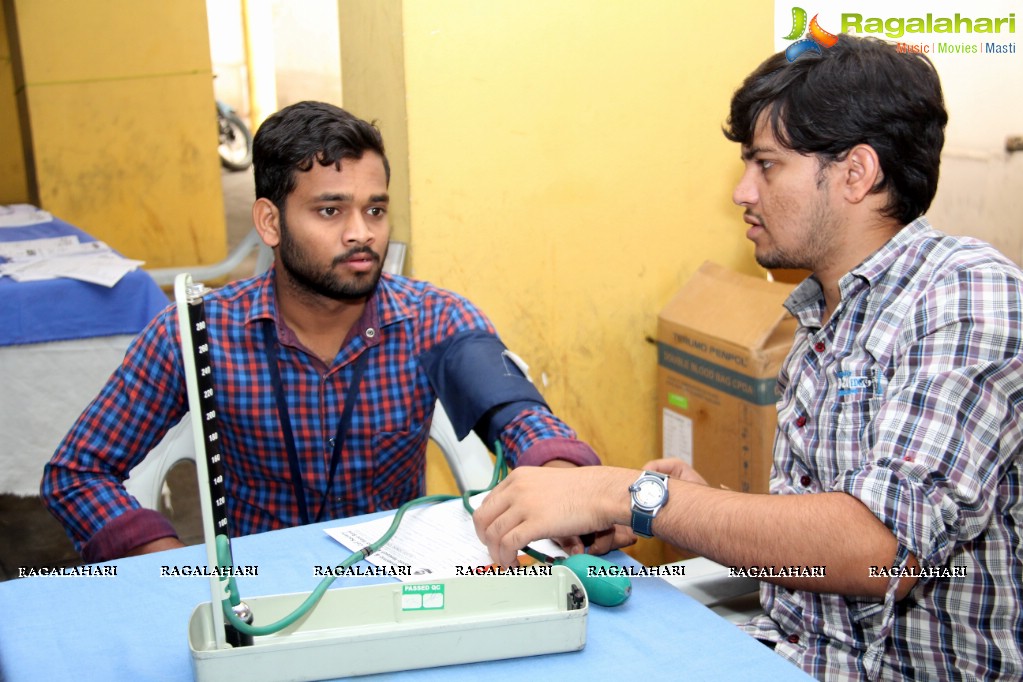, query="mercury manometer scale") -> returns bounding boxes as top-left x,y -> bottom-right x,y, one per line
172,274 -> 590,682
177,276 -> 253,648
184,281 -> 230,539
